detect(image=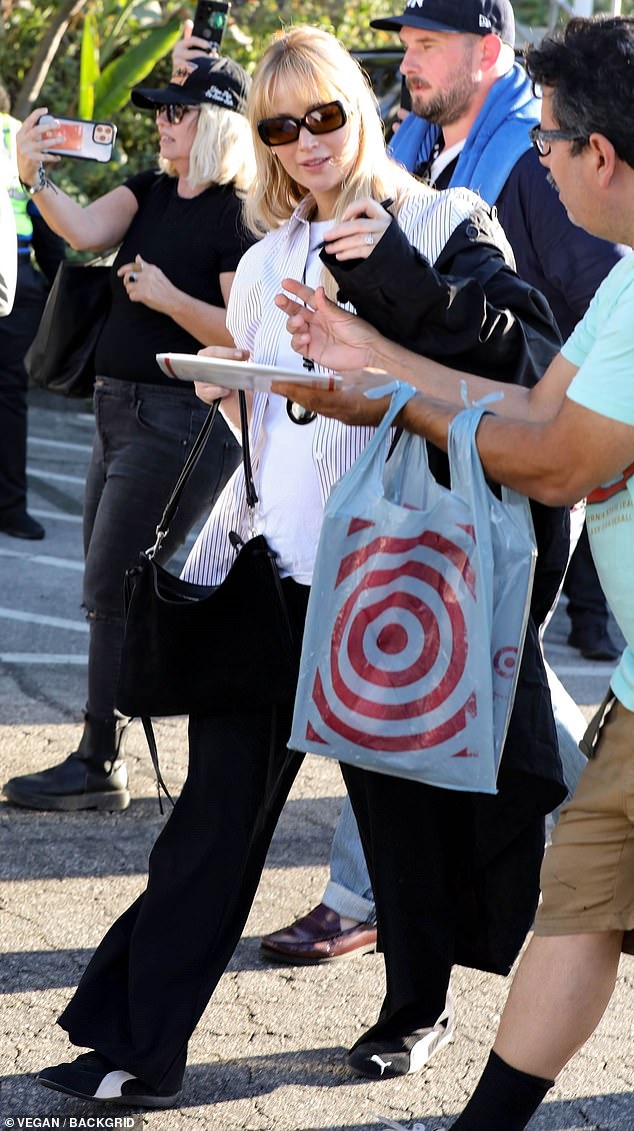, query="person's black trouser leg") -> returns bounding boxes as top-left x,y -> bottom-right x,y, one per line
341,763 -> 547,1045
58,700 -> 306,1092
341,766 -> 465,1039
0,262 -> 46,523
